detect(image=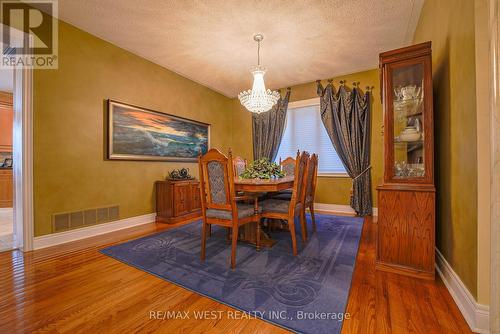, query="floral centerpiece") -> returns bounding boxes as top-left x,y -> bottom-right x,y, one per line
240,158 -> 286,179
